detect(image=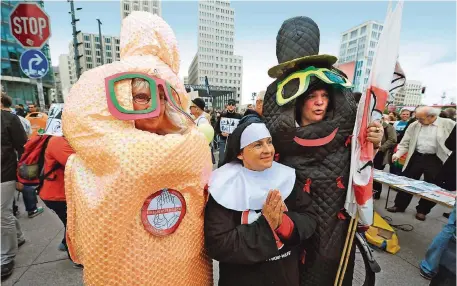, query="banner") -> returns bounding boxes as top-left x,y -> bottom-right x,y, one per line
220,117 -> 239,134
44,103 -> 64,136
